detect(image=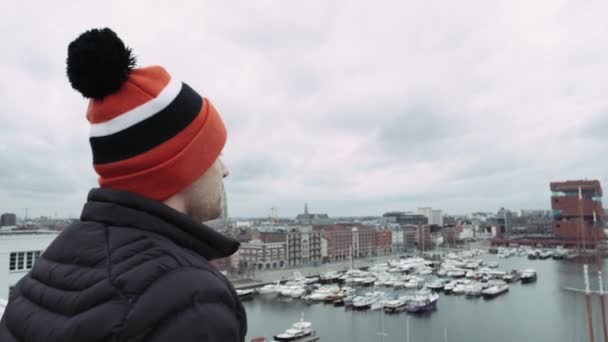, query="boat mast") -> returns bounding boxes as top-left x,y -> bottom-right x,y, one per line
585,264 -> 596,342
350,245 -> 354,270
405,316 -> 410,342
377,307 -> 387,342
579,186 -> 587,256
591,209 -> 608,342
598,270 -> 608,342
